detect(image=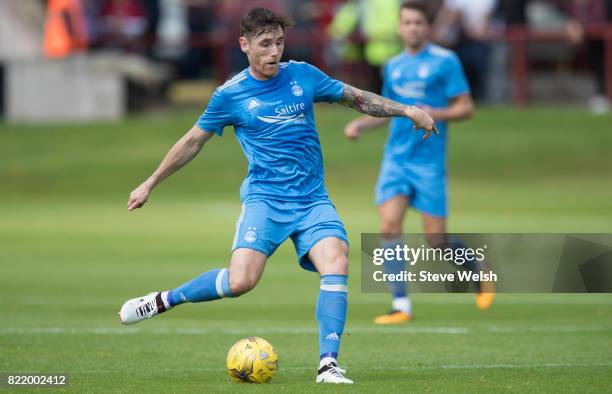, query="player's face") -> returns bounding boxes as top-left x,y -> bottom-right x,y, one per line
240,26 -> 285,80
397,8 -> 430,50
